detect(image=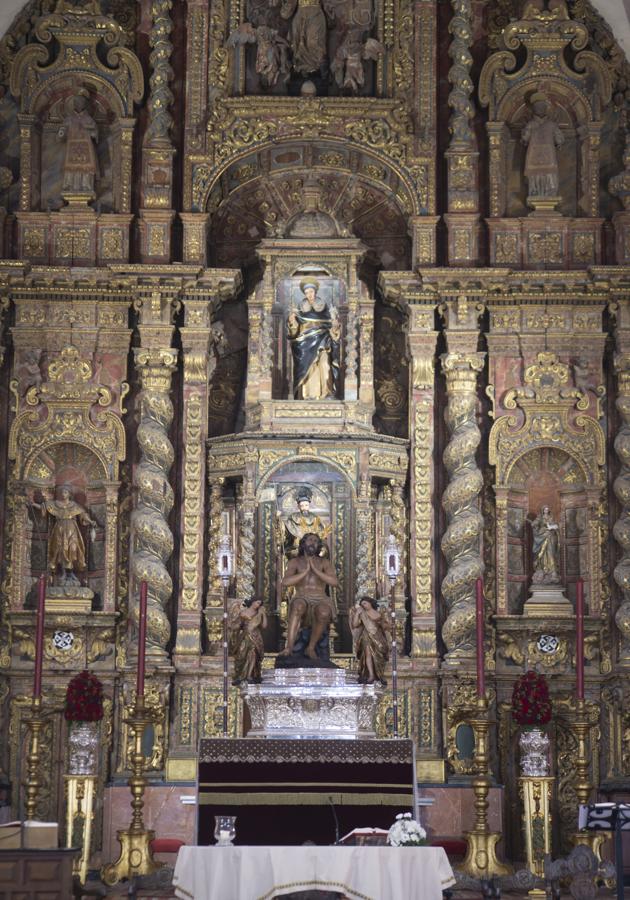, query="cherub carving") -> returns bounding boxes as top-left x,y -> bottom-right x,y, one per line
331,30 -> 383,94
228,23 -> 291,88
